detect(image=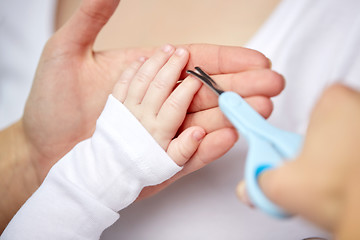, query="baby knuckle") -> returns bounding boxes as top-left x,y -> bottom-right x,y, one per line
152,79 -> 168,90
177,143 -> 191,160
166,60 -> 179,71
166,97 -> 182,110
135,71 -> 150,83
